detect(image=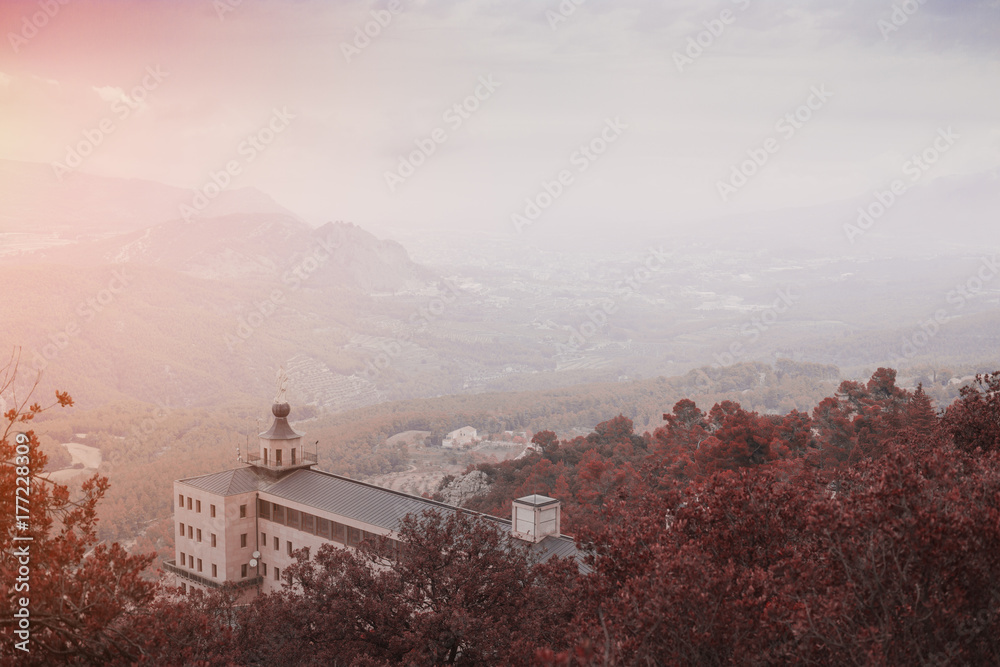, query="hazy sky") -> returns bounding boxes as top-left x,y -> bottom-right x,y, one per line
1,0 -> 998,239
